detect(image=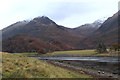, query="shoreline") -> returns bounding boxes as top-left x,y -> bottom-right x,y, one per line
45,60 -> 119,78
